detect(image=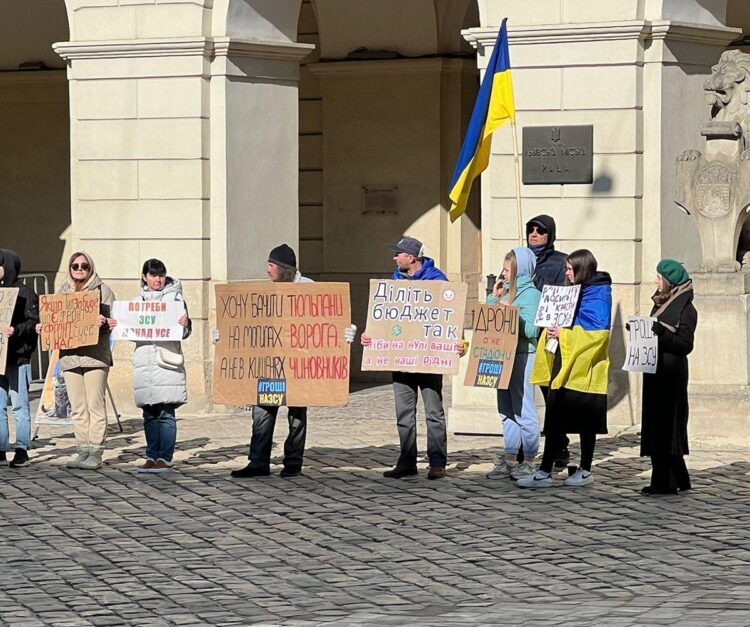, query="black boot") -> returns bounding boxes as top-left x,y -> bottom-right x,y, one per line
230,463 -> 270,478
9,448 -> 29,468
